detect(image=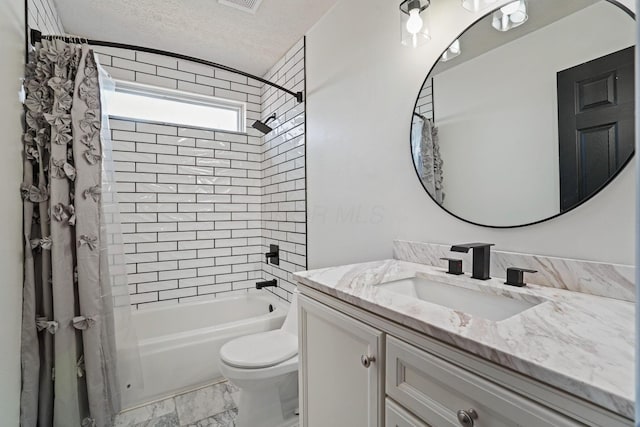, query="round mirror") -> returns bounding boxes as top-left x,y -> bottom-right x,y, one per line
411,0 -> 635,228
